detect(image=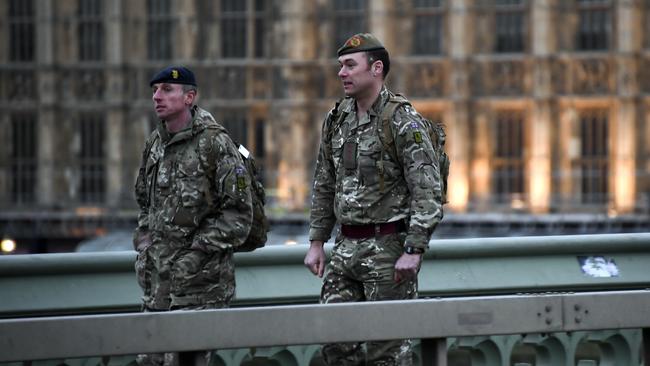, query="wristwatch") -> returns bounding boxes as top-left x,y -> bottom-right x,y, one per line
404,246 -> 425,255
